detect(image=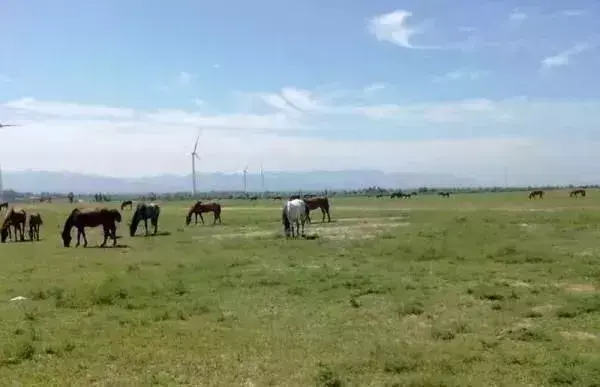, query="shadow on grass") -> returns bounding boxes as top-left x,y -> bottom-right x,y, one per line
131,231 -> 172,238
